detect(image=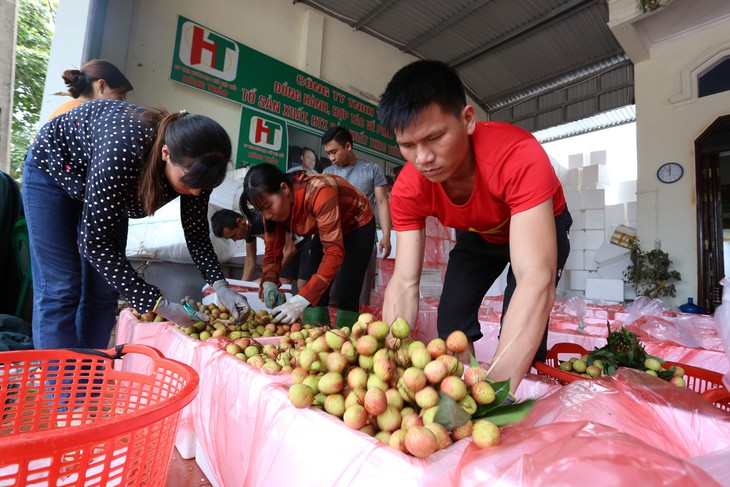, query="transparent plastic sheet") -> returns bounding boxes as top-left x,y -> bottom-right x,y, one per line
193,354 -> 556,487
115,310 -> 223,459
714,277 -> 730,390
624,296 -> 680,323
115,310 -> 728,486
562,296 -> 587,332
